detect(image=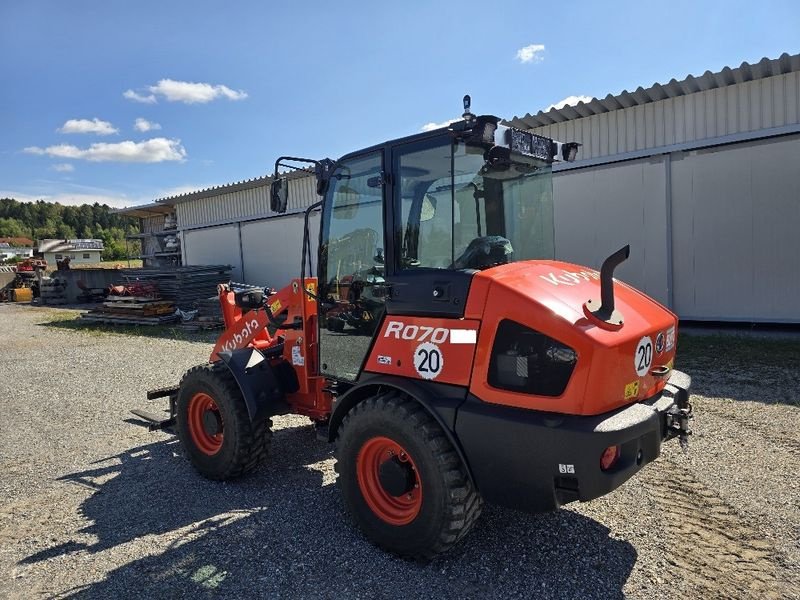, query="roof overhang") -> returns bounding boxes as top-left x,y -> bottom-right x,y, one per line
113,202 -> 176,218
